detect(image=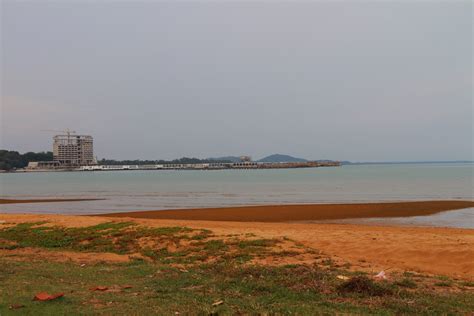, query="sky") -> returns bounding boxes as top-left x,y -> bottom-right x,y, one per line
1,1 -> 472,161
